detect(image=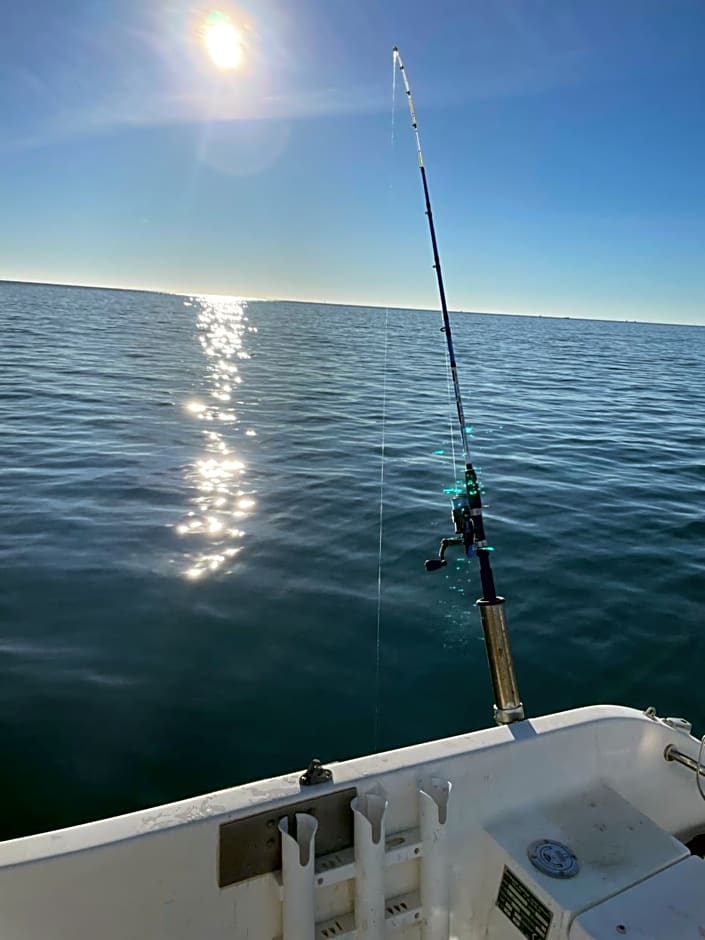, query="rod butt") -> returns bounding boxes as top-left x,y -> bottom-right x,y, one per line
476,596 -> 524,724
